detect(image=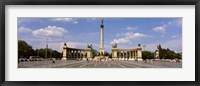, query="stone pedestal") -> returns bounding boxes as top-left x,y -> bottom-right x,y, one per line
62,57 -> 67,60
137,58 -> 143,61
